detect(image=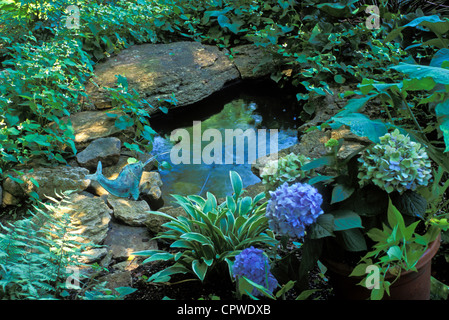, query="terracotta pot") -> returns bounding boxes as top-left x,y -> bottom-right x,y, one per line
323,234 -> 441,300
